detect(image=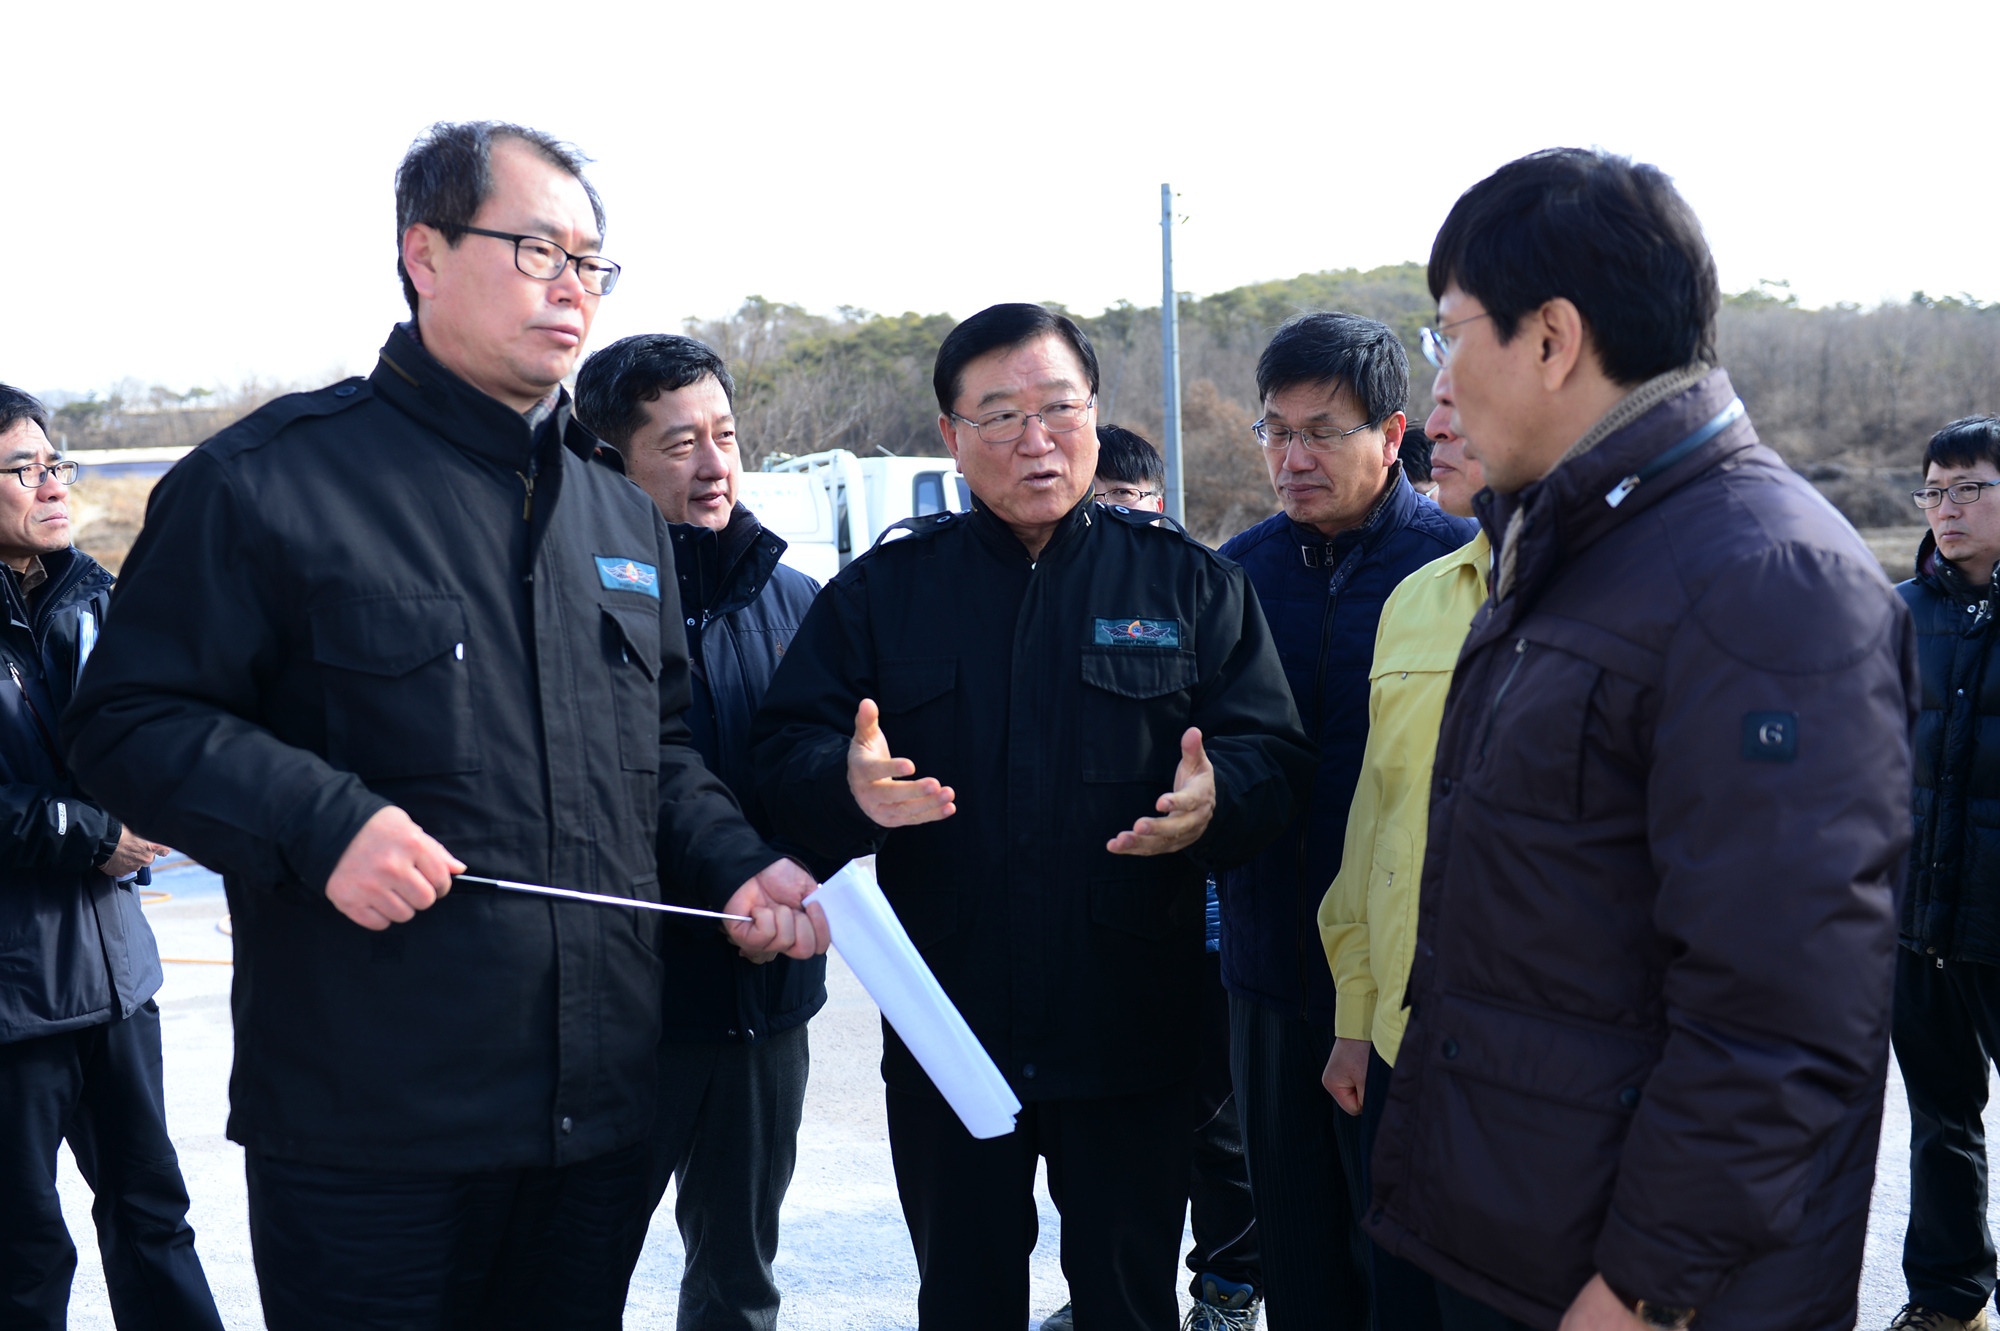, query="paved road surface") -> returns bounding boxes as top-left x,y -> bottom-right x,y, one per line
56,859 -> 1972,1329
